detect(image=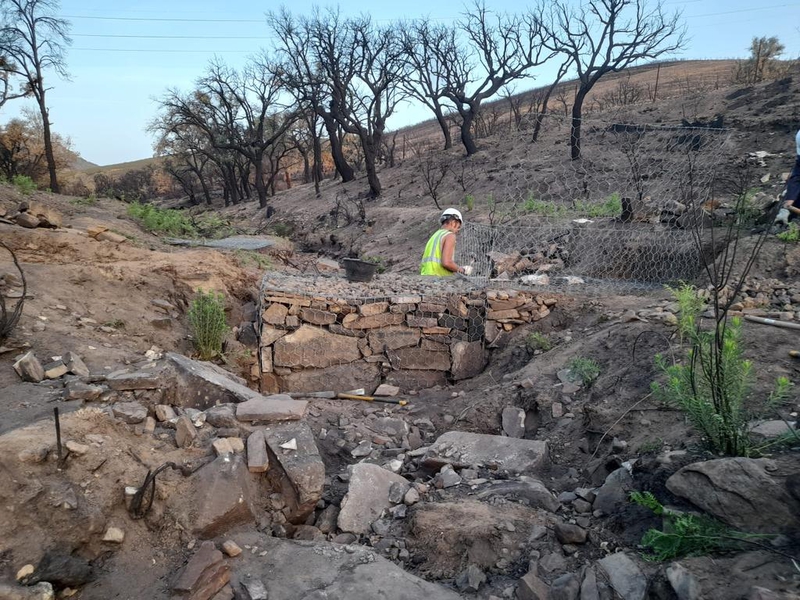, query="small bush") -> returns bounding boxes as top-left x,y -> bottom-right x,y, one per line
12,175 -> 36,195
127,202 -> 196,237
526,331 -> 552,352
523,195 -> 566,217
575,192 -> 622,218
653,282 -> 792,456
568,357 -> 601,387
363,255 -> 387,274
233,250 -> 272,270
629,491 -> 768,561
273,222 -> 294,238
464,194 -> 475,211
777,222 -> 800,243
71,194 -> 98,207
188,290 -> 229,360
